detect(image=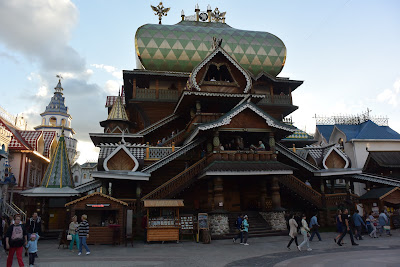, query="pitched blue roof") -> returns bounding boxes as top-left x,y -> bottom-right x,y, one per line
318,120 -> 400,142
316,125 -> 334,141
